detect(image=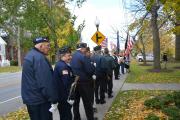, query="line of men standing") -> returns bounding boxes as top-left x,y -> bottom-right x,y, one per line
21,37 -> 118,120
